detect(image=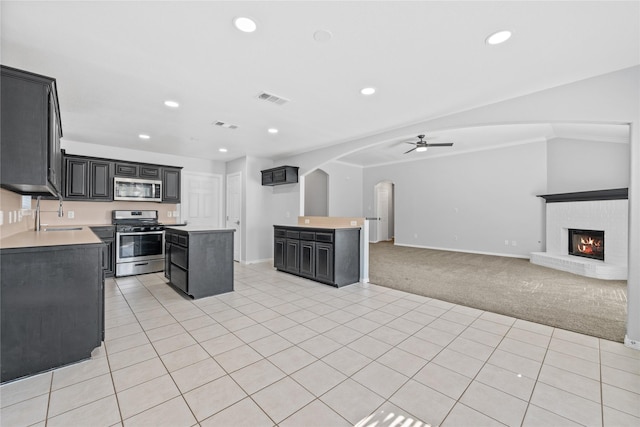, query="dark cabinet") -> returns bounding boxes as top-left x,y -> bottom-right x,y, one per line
62,153 -> 180,203
1,242 -> 103,382
91,226 -> 116,278
1,65 -> 63,196
89,160 -> 113,200
64,155 -> 113,201
114,162 -> 138,177
114,162 -> 161,180
165,227 -> 234,299
273,226 -> 360,287
261,166 -> 299,186
299,241 -> 316,278
315,242 -> 334,283
65,157 -> 89,199
162,167 -> 181,203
